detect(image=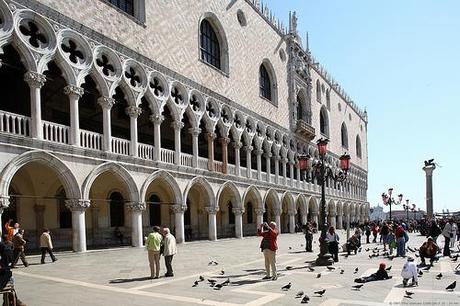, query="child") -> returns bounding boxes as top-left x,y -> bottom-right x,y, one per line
354,262 -> 392,283
387,230 -> 396,255
401,257 -> 418,287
